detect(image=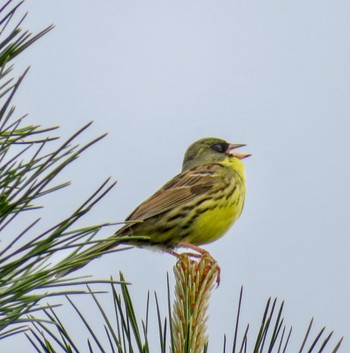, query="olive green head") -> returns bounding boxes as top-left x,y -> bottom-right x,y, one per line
182,137 -> 250,171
